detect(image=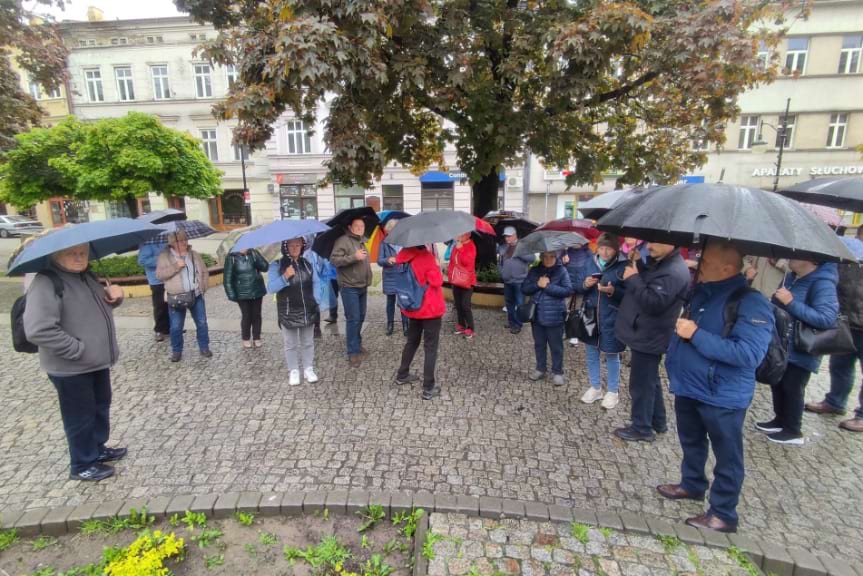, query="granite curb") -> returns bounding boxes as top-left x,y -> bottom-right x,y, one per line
2,490 -> 859,576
